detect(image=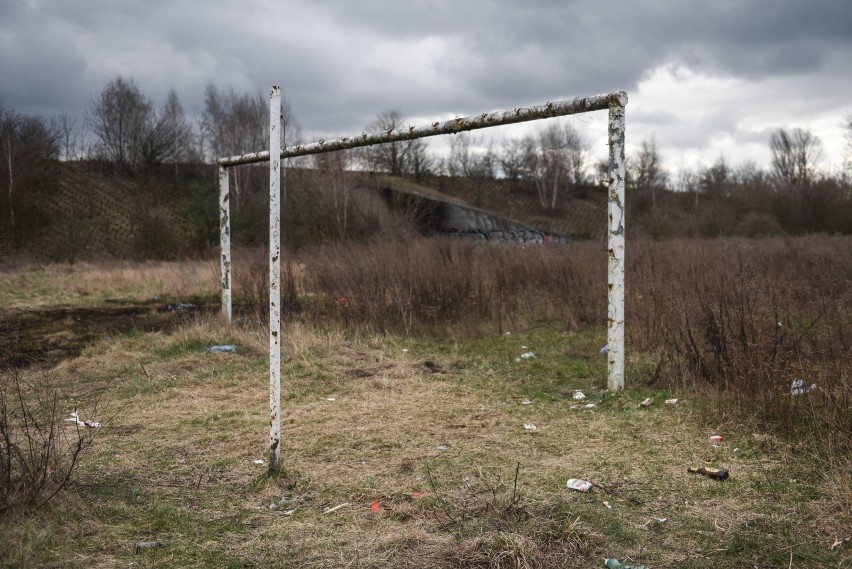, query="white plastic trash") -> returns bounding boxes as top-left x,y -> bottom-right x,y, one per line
790,379 -> 816,395
567,478 -> 592,492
